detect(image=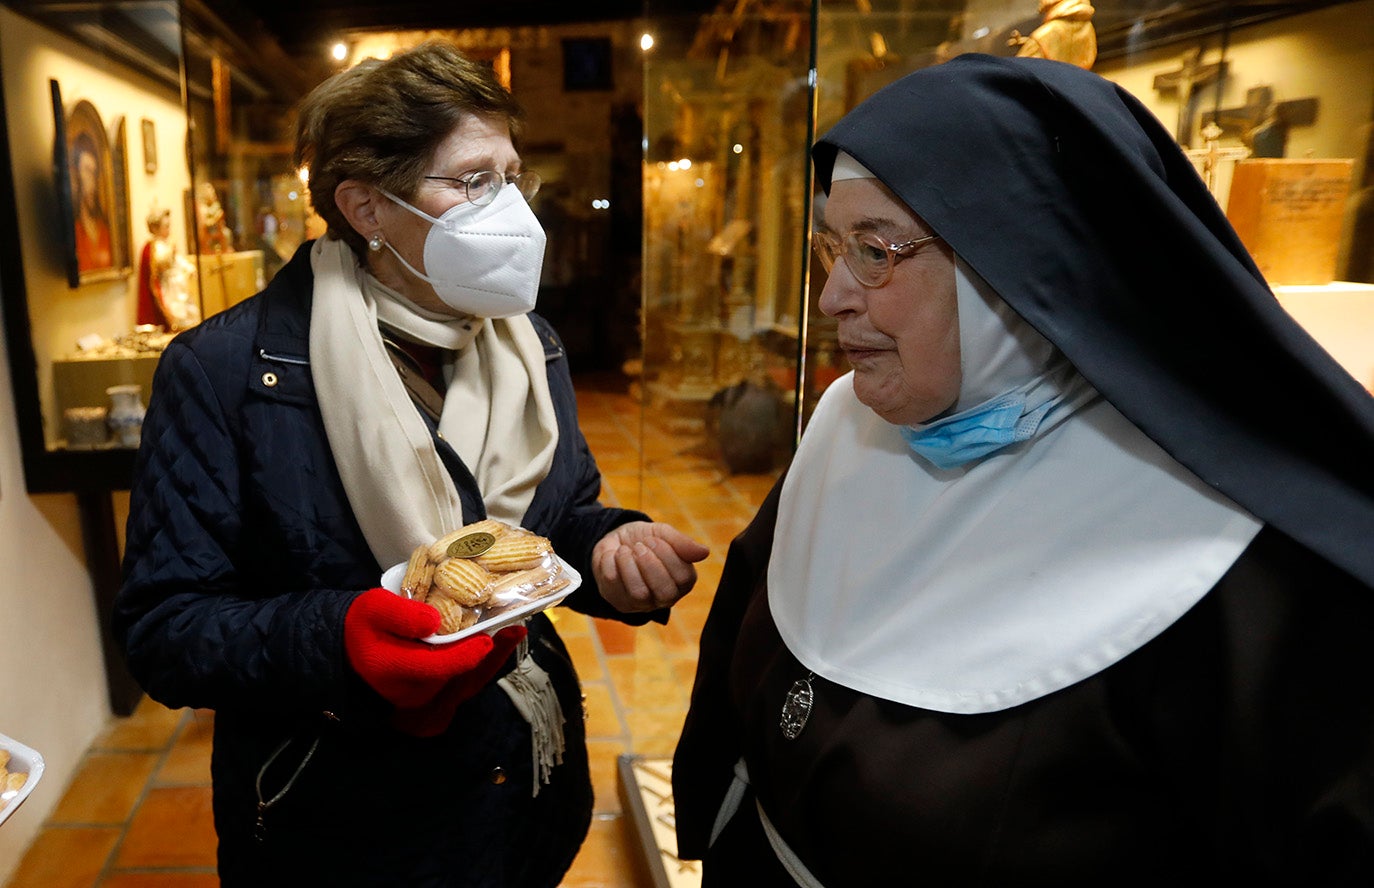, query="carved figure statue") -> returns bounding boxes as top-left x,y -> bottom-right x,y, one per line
138,205 -> 200,330
196,181 -> 233,253
1010,0 -> 1097,70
